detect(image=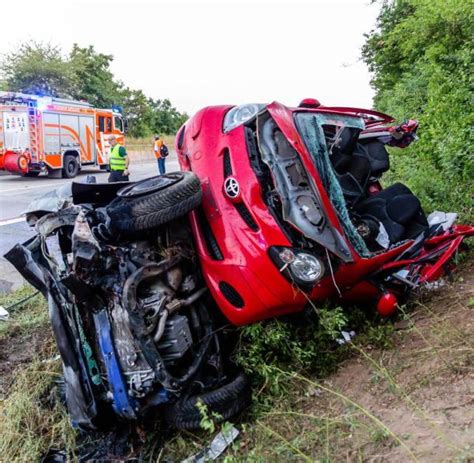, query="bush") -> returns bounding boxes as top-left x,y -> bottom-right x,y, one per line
362,0 -> 473,220
234,307 -> 356,395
